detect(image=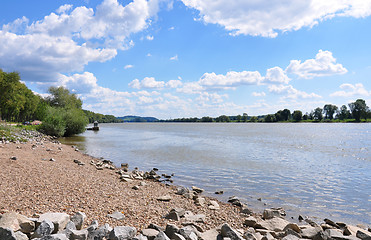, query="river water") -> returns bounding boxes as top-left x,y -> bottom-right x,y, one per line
60,123 -> 371,225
